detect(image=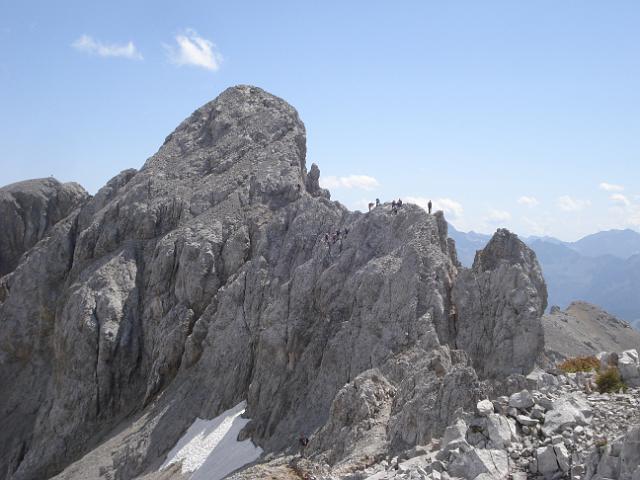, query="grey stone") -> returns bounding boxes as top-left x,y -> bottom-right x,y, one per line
477,399 -> 494,416
618,349 -> 640,387
543,393 -> 592,436
509,390 -> 535,409
553,444 -> 570,472
536,446 -> 560,478
448,448 -> 509,480
516,415 -> 539,427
